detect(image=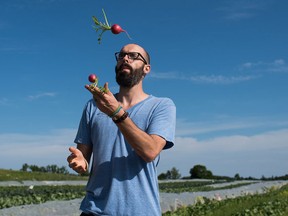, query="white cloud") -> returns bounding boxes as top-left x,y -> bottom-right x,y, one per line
239,59 -> 288,73
158,117 -> 288,178
150,58 -> 287,85
175,118 -> 288,136
1,124 -> 287,179
150,72 -> 257,84
218,0 -> 266,21
27,92 -> 57,101
274,59 -> 285,66
159,128 -> 288,178
0,129 -> 77,169
188,75 -> 256,84
225,12 -> 254,20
